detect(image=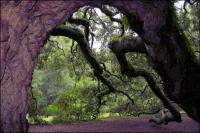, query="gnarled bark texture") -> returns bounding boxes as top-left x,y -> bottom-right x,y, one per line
0,1 -> 91,132
1,0 -> 199,132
